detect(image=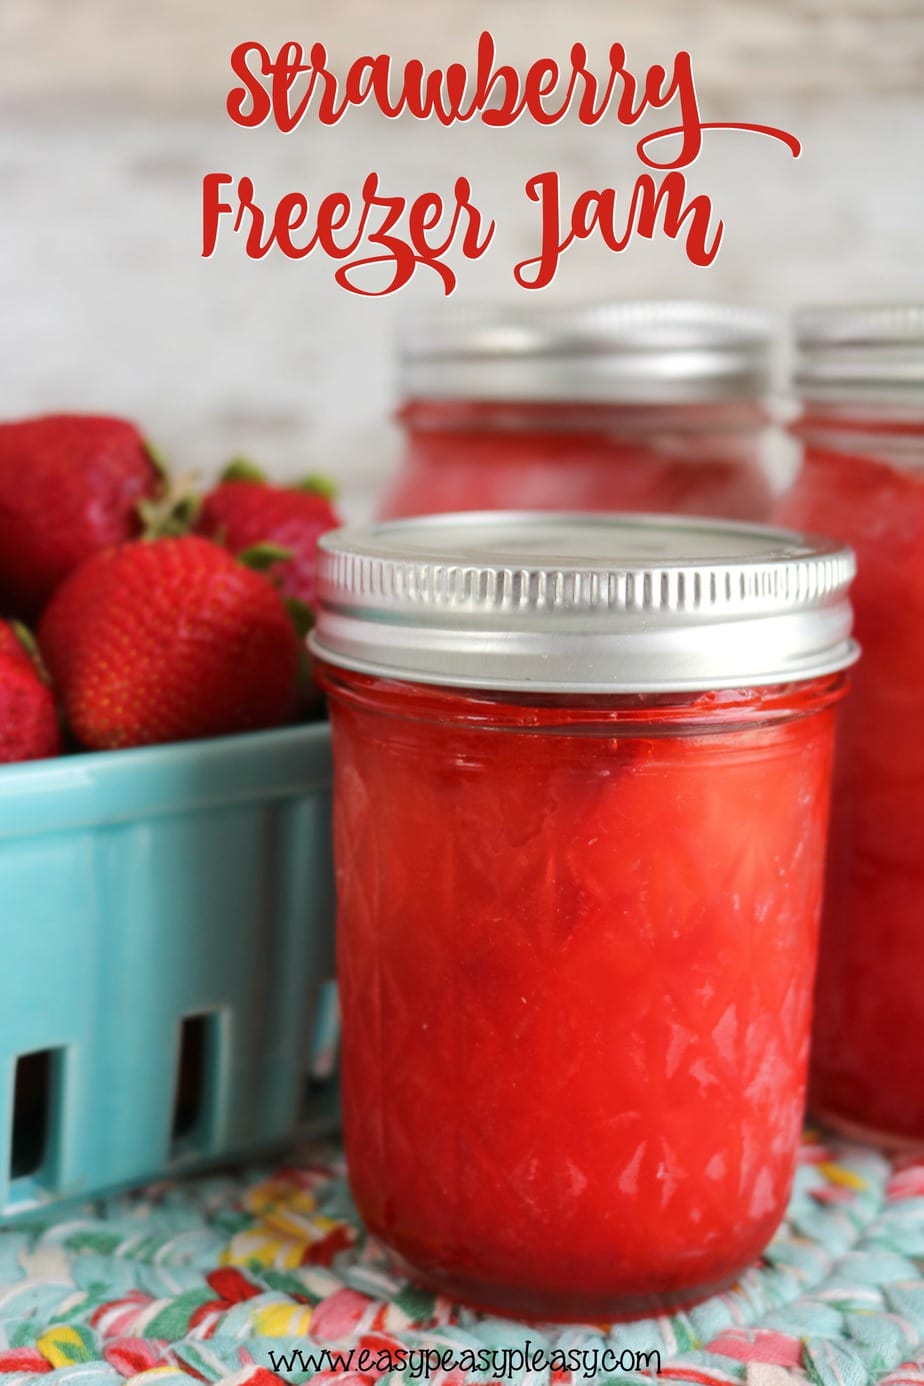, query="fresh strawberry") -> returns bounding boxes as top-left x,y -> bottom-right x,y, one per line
0,414 -> 163,618
38,536 -> 299,750
0,619 -> 61,763
195,461 -> 339,611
